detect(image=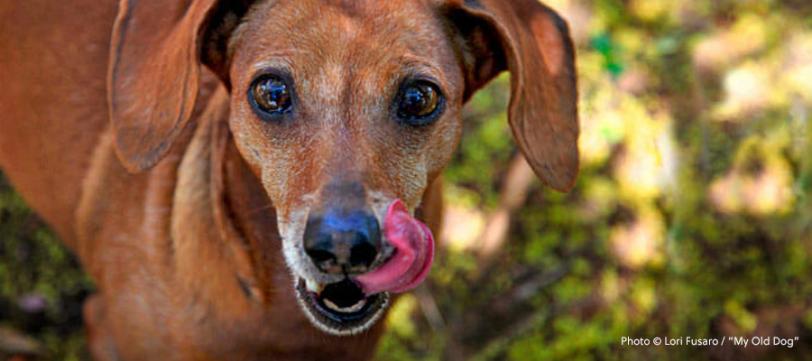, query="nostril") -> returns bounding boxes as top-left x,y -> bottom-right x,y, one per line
304,217 -> 339,273
349,241 -> 377,272
306,248 -> 337,271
